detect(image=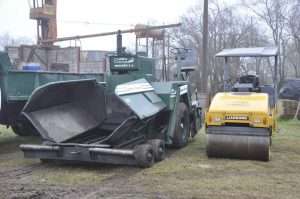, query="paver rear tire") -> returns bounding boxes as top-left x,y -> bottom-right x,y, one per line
147,139 -> 165,162
134,144 -> 154,168
172,102 -> 190,148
